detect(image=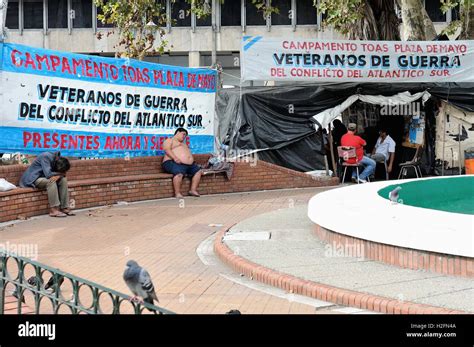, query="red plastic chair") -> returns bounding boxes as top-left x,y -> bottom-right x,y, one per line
337,146 -> 369,184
